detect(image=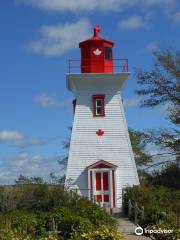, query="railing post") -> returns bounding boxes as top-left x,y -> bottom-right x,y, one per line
128,199 -> 131,218
135,202 -> 138,225
141,206 -> 144,220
